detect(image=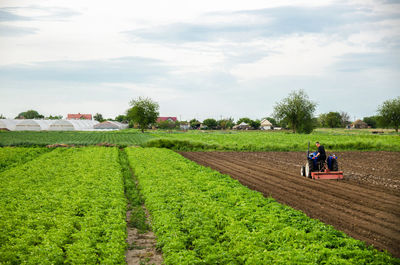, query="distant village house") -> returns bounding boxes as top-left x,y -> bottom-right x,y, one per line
180,122 -> 190,130
350,119 -> 368,129
156,117 -> 177,123
233,122 -> 250,130
260,119 -> 273,130
67,113 -> 92,120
